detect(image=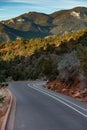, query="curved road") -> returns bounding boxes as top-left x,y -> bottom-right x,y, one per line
9,81 -> 87,130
